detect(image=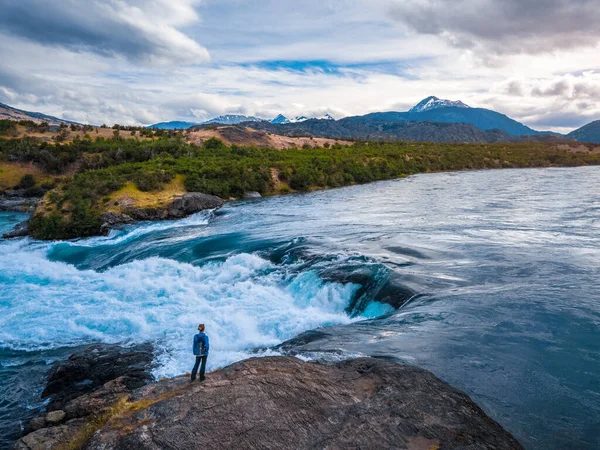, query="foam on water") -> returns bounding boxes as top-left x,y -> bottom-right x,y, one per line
0,235 -> 363,378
